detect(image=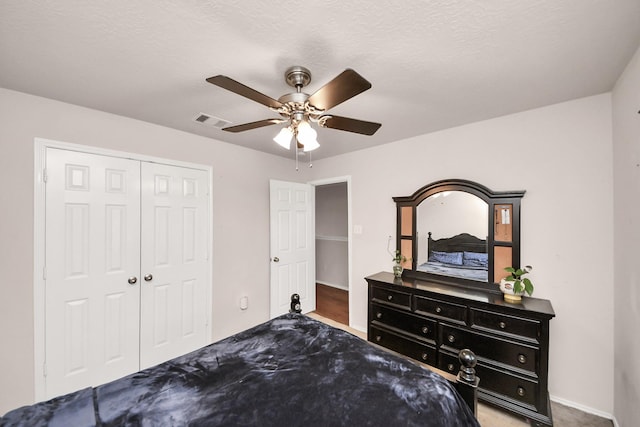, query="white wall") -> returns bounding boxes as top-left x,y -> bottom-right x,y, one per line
310,94 -> 615,416
612,44 -> 640,427
0,88 -> 303,414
